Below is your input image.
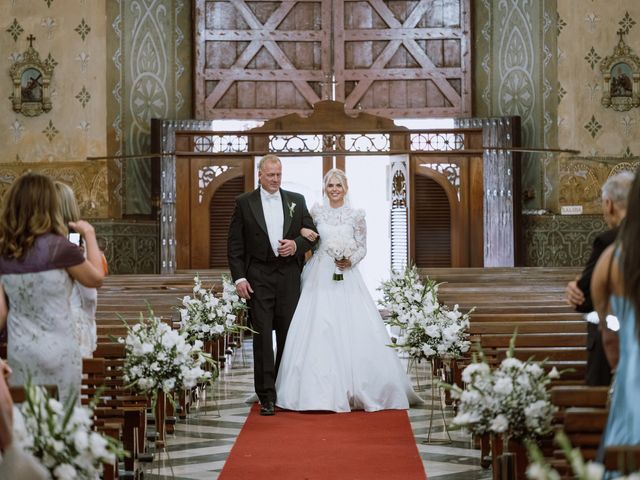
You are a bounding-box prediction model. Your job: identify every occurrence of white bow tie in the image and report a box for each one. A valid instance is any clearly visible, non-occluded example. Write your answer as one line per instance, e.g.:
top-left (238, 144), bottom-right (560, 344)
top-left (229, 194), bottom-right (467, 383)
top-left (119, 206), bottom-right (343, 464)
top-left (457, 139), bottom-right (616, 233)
top-left (263, 192), bottom-right (280, 202)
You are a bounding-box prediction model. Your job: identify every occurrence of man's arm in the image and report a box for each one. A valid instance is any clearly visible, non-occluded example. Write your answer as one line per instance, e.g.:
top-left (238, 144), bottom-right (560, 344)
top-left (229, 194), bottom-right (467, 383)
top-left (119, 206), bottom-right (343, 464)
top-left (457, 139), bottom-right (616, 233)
top-left (227, 199), bottom-right (247, 282)
top-left (574, 231), bottom-right (616, 312)
top-left (293, 198), bottom-right (317, 256)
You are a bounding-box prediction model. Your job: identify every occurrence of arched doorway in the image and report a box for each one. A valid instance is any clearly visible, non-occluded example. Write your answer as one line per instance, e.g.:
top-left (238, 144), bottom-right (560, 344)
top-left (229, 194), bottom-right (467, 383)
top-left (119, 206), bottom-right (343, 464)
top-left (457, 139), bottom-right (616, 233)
top-left (155, 101), bottom-right (521, 273)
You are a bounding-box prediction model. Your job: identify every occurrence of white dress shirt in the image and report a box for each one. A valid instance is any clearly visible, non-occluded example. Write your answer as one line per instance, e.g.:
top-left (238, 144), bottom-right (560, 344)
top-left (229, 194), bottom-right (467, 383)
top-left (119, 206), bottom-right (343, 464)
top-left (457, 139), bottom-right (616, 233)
top-left (261, 187), bottom-right (284, 256)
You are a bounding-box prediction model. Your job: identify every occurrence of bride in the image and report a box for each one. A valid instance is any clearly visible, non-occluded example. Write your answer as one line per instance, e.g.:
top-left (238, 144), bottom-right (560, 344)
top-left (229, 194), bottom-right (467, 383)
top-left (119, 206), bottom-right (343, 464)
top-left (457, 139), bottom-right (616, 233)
top-left (275, 169), bottom-right (421, 412)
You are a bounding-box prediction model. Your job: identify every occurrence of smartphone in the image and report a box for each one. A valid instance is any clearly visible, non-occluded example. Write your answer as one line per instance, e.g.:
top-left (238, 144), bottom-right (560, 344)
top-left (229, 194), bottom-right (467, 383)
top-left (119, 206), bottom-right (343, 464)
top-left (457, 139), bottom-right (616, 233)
top-left (68, 232), bottom-right (81, 246)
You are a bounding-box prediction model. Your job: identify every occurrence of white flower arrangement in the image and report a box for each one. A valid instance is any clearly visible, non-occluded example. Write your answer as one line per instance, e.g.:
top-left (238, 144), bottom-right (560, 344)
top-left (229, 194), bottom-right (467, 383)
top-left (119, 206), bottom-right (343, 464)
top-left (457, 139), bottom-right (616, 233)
top-left (288, 201), bottom-right (296, 218)
top-left (379, 265), bottom-right (472, 361)
top-left (179, 274), bottom-right (249, 342)
top-left (121, 310), bottom-right (213, 404)
top-left (447, 339), bottom-right (559, 441)
top-left (12, 379), bottom-right (125, 480)
top-left (526, 431), bottom-right (640, 480)
top-left (324, 233), bottom-right (357, 281)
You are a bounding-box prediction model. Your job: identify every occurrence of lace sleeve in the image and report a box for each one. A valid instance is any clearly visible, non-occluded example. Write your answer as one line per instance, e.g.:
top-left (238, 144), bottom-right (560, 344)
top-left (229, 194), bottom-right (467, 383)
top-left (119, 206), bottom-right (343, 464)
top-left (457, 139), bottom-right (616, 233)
top-left (350, 209), bottom-right (367, 266)
top-left (310, 203), bottom-right (322, 223)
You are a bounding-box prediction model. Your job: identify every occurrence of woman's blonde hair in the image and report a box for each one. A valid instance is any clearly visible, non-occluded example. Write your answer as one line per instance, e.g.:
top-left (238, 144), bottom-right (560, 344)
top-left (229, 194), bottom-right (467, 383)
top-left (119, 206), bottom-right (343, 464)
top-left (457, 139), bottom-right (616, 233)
top-left (323, 168), bottom-right (349, 194)
top-left (0, 172), bottom-right (66, 259)
top-left (55, 181), bottom-right (81, 224)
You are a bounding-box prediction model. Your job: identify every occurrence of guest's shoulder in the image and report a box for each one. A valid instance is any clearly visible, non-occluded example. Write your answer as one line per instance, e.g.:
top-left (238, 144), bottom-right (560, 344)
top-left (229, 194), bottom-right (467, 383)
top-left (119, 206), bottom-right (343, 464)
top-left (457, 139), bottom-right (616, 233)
top-left (596, 228), bottom-right (618, 245)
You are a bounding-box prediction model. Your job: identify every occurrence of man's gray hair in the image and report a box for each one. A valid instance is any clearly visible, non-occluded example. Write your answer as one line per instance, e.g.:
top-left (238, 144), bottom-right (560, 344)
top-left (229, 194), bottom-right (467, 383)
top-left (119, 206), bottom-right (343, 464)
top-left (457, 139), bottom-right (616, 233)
top-left (257, 154), bottom-right (281, 171)
top-left (602, 171), bottom-right (635, 208)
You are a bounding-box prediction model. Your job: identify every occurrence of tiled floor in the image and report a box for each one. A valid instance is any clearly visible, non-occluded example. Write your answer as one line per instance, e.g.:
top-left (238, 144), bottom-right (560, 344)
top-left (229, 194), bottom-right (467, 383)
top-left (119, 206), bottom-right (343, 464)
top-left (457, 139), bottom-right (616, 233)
top-left (145, 342), bottom-right (493, 479)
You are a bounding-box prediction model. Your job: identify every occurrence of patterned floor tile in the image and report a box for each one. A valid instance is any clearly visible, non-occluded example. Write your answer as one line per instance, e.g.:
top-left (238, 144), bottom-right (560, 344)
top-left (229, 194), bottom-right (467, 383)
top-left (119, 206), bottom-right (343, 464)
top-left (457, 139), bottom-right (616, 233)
top-left (144, 342), bottom-right (493, 479)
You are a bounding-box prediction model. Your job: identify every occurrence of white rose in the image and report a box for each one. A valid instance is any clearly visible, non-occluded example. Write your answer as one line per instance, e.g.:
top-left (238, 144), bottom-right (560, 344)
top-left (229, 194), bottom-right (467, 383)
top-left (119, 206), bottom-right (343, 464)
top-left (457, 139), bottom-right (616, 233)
top-left (501, 357), bottom-right (523, 370)
top-left (547, 366), bottom-right (560, 379)
top-left (90, 432), bottom-right (113, 460)
top-left (47, 398), bottom-right (64, 415)
top-left (138, 378), bottom-right (155, 390)
top-left (525, 462), bottom-right (557, 480)
top-left (524, 400), bottom-right (548, 419)
top-left (69, 406), bottom-right (92, 428)
top-left (74, 430), bottom-right (89, 451)
top-left (584, 461), bottom-right (605, 480)
top-left (163, 378), bottom-right (176, 392)
top-left (490, 414), bottom-right (509, 433)
top-left (54, 463), bottom-right (77, 479)
top-left (493, 377), bottom-right (513, 395)
top-left (425, 324), bottom-right (440, 338)
top-left (51, 439), bottom-right (65, 453)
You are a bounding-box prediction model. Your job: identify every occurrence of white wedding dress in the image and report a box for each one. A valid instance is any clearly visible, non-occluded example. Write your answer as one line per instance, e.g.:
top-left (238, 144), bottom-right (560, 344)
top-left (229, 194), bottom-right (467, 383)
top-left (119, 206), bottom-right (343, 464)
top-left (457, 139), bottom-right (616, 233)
top-left (275, 203), bottom-right (421, 412)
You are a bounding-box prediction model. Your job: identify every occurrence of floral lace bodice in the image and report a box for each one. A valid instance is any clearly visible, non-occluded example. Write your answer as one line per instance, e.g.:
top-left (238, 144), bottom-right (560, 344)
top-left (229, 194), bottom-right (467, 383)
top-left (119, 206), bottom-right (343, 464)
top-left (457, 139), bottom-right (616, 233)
top-left (310, 204), bottom-right (367, 266)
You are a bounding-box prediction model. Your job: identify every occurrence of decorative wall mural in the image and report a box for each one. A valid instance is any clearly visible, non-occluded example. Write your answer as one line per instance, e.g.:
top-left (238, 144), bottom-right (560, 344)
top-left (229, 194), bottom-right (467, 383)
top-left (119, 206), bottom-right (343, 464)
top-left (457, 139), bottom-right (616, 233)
top-left (600, 31), bottom-right (640, 111)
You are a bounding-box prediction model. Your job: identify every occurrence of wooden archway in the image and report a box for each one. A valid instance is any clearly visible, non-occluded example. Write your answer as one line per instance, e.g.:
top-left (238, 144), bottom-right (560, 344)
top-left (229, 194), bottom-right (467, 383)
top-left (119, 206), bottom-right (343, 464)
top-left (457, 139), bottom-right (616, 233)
top-left (155, 101), bottom-right (521, 272)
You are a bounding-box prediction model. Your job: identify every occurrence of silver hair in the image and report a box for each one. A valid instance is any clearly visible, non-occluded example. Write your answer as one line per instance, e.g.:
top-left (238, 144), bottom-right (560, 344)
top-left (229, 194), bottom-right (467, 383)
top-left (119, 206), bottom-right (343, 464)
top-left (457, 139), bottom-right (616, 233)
top-left (323, 168), bottom-right (349, 193)
top-left (257, 154), bottom-right (281, 171)
top-left (602, 171), bottom-right (635, 208)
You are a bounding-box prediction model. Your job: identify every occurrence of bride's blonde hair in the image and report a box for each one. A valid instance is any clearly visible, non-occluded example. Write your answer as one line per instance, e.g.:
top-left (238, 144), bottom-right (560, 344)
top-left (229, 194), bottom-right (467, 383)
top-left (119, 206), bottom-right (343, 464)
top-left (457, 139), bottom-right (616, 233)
top-left (323, 168), bottom-right (349, 194)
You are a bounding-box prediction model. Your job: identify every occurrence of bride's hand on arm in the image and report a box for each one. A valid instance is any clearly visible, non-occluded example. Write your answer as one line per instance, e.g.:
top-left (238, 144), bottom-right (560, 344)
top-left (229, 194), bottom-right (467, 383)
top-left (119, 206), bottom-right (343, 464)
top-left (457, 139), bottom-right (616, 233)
top-left (300, 228), bottom-right (318, 242)
top-left (335, 258), bottom-right (352, 270)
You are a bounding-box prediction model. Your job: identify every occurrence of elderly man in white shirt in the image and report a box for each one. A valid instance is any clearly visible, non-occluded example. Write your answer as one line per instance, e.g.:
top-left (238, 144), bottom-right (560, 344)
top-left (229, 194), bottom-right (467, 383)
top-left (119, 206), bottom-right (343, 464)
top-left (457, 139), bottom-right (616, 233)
top-left (228, 154), bottom-right (317, 416)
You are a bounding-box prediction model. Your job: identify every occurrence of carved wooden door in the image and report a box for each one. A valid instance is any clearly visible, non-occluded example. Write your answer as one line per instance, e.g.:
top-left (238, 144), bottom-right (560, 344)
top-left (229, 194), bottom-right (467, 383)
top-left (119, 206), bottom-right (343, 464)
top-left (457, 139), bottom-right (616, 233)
top-left (175, 156), bottom-right (252, 269)
top-left (194, 0), bottom-right (471, 119)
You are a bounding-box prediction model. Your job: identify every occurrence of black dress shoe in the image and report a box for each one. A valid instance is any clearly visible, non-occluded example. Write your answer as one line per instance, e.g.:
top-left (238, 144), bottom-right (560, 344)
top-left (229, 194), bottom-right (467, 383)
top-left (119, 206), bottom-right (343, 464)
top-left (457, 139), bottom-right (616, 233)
top-left (260, 401), bottom-right (275, 416)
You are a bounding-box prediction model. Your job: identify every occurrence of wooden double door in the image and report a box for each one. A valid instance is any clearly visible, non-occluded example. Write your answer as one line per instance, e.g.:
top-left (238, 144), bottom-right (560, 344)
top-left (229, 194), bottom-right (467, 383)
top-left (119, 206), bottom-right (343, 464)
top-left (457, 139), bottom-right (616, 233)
top-left (175, 153), bottom-right (484, 270)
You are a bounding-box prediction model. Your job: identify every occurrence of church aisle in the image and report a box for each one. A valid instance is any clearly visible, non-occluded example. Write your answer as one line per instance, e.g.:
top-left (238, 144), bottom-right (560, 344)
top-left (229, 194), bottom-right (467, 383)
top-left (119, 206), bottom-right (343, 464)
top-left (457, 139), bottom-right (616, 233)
top-left (145, 342), bottom-right (491, 480)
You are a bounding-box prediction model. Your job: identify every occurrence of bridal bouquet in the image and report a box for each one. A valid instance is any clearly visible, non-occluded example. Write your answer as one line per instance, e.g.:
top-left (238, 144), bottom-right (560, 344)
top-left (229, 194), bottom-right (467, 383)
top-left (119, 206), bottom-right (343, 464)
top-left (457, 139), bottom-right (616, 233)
top-left (12, 379), bottom-right (125, 479)
top-left (121, 310), bottom-right (213, 405)
top-left (179, 274), bottom-right (248, 342)
top-left (447, 339), bottom-right (559, 441)
top-left (324, 234), bottom-right (357, 281)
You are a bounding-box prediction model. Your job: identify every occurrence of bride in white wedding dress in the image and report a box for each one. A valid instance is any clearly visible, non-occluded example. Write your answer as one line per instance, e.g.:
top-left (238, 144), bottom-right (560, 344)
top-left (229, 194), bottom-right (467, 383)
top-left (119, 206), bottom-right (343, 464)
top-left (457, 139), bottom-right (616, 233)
top-left (275, 169), bottom-right (421, 412)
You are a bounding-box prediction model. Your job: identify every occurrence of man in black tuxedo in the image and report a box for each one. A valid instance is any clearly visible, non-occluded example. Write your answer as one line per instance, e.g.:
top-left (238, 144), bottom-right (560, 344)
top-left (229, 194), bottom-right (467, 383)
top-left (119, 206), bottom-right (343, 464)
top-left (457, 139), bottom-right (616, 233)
top-left (227, 155), bottom-right (316, 415)
top-left (565, 172), bottom-right (633, 385)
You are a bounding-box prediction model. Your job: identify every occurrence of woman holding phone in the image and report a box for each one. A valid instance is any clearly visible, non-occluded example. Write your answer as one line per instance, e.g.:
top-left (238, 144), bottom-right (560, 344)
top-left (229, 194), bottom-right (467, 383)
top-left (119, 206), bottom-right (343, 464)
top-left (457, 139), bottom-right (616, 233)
top-left (55, 181), bottom-right (106, 358)
top-left (0, 173), bottom-right (104, 405)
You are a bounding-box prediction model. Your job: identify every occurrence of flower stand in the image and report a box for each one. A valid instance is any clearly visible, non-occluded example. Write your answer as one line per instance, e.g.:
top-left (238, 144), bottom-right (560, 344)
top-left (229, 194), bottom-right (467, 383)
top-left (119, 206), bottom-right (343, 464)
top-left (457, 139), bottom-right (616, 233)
top-left (490, 434), bottom-right (528, 480)
top-left (154, 390), bottom-right (167, 448)
top-left (424, 357), bottom-right (452, 444)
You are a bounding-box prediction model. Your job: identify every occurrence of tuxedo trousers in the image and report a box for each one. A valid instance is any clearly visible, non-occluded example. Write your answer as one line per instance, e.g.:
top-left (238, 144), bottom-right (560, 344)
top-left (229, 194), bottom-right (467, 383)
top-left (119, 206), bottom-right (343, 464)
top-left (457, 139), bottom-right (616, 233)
top-left (246, 256), bottom-right (302, 403)
top-left (586, 321), bottom-right (612, 386)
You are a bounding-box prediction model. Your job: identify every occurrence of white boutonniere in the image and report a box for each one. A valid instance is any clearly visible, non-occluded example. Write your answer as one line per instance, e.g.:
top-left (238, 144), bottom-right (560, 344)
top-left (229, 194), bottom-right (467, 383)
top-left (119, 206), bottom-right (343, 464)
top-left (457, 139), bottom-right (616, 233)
top-left (288, 202), bottom-right (296, 218)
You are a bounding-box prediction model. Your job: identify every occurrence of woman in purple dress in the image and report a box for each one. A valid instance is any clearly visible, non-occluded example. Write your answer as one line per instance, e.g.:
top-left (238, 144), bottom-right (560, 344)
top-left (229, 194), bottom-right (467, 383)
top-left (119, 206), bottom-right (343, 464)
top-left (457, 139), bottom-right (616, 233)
top-left (0, 173), bottom-right (104, 405)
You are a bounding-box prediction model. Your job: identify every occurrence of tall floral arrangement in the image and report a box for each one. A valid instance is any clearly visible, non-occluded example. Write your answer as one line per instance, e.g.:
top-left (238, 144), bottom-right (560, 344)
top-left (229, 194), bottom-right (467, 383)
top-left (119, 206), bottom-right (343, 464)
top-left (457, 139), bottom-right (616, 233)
top-left (179, 274), bottom-right (249, 342)
top-left (379, 265), bottom-right (472, 361)
top-left (12, 379), bottom-right (125, 480)
top-left (121, 311), bottom-right (213, 405)
top-left (526, 431), bottom-right (640, 480)
top-left (447, 339), bottom-right (560, 441)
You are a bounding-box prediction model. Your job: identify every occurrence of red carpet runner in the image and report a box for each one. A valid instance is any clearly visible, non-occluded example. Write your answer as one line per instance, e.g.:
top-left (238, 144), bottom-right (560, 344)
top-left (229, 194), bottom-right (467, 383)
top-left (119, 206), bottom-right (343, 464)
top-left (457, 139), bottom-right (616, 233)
top-left (219, 404), bottom-right (427, 479)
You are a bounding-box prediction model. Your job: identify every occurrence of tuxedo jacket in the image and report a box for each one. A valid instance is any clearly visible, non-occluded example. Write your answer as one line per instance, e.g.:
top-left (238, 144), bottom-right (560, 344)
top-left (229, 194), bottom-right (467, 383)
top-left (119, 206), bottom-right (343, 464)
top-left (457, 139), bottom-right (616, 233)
top-left (227, 188), bottom-right (316, 282)
top-left (576, 227), bottom-right (617, 386)
top-left (576, 227), bottom-right (618, 313)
